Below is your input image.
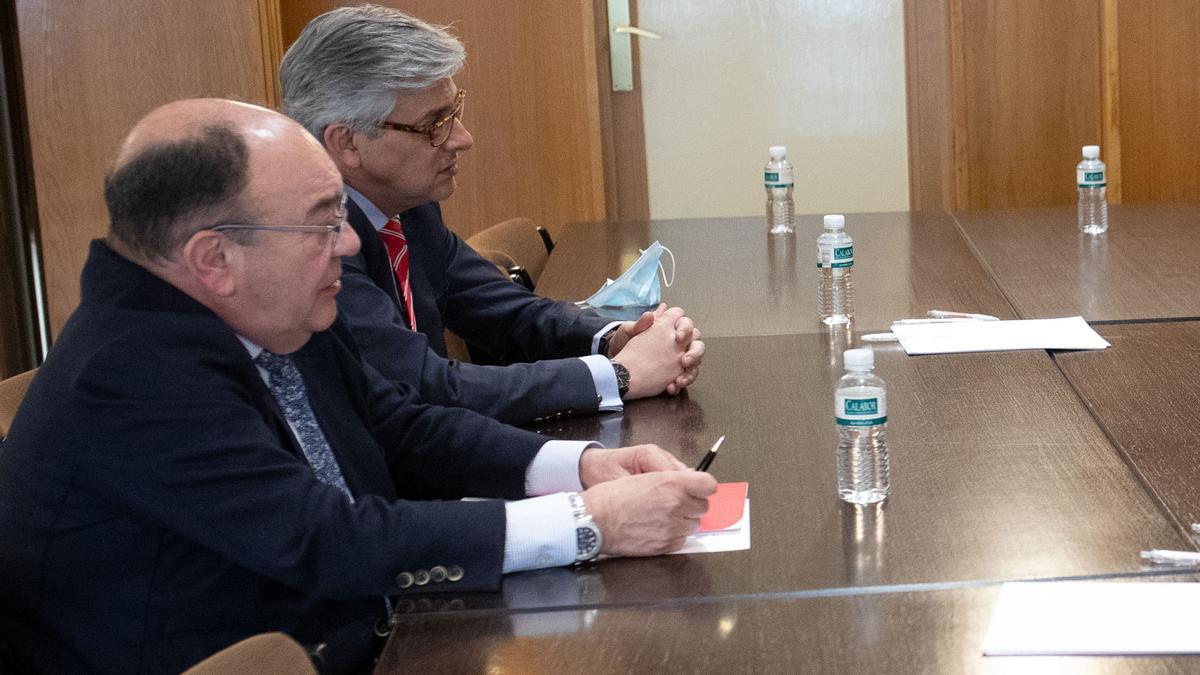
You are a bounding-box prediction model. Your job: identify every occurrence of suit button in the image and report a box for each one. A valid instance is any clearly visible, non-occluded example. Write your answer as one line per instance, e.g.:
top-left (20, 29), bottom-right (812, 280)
top-left (414, 569), bottom-right (431, 586)
top-left (430, 565), bottom-right (448, 583)
top-left (396, 572), bottom-right (414, 589)
top-left (447, 565), bottom-right (464, 582)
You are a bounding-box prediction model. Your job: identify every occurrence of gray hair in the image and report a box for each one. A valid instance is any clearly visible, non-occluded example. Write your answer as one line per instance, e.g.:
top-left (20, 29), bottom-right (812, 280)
top-left (280, 4), bottom-right (465, 141)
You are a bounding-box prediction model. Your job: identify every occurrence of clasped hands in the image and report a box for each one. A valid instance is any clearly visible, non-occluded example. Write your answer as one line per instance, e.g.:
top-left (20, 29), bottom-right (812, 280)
top-left (608, 304), bottom-right (703, 398)
top-left (578, 444), bottom-right (717, 558)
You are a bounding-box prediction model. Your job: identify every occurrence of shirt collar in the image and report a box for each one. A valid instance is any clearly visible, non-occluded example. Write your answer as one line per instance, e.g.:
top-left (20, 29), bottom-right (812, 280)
top-left (237, 335), bottom-right (264, 359)
top-left (344, 184), bottom-right (391, 233)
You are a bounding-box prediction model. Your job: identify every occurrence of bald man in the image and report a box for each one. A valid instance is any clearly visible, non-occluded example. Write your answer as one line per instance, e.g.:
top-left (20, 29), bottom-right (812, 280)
top-left (0, 99), bottom-right (715, 673)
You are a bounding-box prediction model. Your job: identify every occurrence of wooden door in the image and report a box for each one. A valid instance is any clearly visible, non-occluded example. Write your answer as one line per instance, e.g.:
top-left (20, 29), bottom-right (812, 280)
top-left (15, 0), bottom-right (280, 337)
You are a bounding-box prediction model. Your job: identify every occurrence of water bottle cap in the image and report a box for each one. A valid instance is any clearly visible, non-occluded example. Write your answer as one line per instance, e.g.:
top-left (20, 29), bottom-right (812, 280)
top-left (768, 145), bottom-right (787, 159)
top-left (823, 214), bottom-right (845, 230)
top-left (844, 348), bottom-right (874, 370)
top-left (1082, 145), bottom-right (1100, 159)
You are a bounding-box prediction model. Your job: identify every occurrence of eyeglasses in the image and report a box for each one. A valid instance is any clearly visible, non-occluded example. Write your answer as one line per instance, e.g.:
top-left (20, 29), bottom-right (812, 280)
top-left (379, 89), bottom-right (466, 147)
top-left (208, 221), bottom-right (345, 246)
top-left (208, 194), bottom-right (348, 244)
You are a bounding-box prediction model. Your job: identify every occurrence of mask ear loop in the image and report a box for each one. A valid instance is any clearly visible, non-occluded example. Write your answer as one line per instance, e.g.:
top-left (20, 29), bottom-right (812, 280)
top-left (658, 245), bottom-right (676, 288)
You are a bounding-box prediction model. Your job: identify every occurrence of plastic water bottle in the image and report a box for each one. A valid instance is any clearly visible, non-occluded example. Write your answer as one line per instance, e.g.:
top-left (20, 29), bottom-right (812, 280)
top-left (836, 348), bottom-right (890, 504)
top-left (817, 214), bottom-right (854, 325)
top-left (764, 145), bottom-right (794, 234)
top-left (1077, 145), bottom-right (1108, 235)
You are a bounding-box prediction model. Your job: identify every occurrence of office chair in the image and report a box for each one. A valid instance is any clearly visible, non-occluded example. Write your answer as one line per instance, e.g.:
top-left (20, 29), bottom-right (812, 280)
top-left (466, 217), bottom-right (551, 290)
top-left (0, 368), bottom-right (37, 439)
top-left (182, 632), bottom-right (317, 675)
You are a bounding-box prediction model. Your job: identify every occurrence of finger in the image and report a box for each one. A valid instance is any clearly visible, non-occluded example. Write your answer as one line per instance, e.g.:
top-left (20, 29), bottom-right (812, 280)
top-left (680, 471), bottom-right (719, 497)
top-left (681, 340), bottom-right (705, 369)
top-left (664, 535), bottom-right (690, 553)
top-left (635, 445), bottom-right (684, 473)
top-left (666, 383), bottom-right (679, 395)
top-left (674, 317), bottom-right (694, 343)
top-left (681, 495), bottom-right (711, 518)
top-left (653, 303), bottom-right (668, 317)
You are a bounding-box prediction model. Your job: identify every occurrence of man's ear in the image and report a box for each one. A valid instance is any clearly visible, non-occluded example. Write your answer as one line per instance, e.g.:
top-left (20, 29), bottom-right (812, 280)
top-left (323, 123), bottom-right (362, 171)
top-left (181, 230), bottom-right (238, 297)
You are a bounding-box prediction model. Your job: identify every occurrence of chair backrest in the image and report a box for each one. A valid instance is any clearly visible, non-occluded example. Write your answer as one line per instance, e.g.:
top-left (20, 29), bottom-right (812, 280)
top-left (466, 217), bottom-right (550, 286)
top-left (0, 368), bottom-right (37, 438)
top-left (182, 632), bottom-right (316, 675)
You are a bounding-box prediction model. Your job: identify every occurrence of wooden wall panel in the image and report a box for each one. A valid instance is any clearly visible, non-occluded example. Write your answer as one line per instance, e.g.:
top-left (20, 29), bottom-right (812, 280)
top-left (904, 0), bottom-right (956, 212)
top-left (280, 1), bottom-right (608, 241)
top-left (957, 0), bottom-right (1104, 210)
top-left (1117, 0), bottom-right (1200, 202)
top-left (16, 0), bottom-right (273, 336)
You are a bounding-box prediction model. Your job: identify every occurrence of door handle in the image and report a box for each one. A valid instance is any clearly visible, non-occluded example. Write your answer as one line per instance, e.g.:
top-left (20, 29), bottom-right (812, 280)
top-left (614, 23), bottom-right (663, 40)
top-left (606, 0), bottom-right (663, 91)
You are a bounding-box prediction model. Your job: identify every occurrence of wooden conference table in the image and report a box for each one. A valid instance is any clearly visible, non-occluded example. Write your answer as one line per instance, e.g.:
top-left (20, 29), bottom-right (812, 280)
top-left (377, 205), bottom-right (1200, 673)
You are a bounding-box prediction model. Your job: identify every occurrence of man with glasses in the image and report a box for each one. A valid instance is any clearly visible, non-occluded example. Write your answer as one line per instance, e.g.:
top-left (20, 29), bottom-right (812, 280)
top-left (0, 98), bottom-right (716, 672)
top-left (280, 5), bottom-right (706, 426)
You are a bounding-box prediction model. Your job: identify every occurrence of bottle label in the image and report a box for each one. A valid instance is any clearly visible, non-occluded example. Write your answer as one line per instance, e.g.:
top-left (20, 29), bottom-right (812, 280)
top-left (836, 391), bottom-right (887, 426)
top-left (1077, 168), bottom-right (1106, 188)
top-left (764, 166), bottom-right (793, 188)
top-left (817, 243), bottom-right (854, 269)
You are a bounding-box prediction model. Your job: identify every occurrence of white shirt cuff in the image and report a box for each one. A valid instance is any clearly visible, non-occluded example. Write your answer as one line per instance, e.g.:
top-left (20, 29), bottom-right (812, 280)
top-left (524, 440), bottom-right (593, 496)
top-left (502, 493), bottom-right (577, 573)
top-left (580, 354), bottom-right (623, 412)
top-left (590, 320), bottom-right (623, 355)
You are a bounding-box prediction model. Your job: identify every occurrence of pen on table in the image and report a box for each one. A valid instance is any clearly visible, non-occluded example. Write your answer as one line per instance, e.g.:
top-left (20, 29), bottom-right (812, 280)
top-left (891, 318), bottom-right (981, 326)
top-left (696, 435), bottom-right (724, 473)
top-left (1140, 549), bottom-right (1200, 565)
top-left (861, 333), bottom-right (898, 342)
top-left (927, 310), bottom-right (1000, 321)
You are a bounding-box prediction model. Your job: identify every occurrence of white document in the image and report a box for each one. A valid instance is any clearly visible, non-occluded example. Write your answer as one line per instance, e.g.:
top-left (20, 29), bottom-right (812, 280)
top-left (983, 582), bottom-right (1200, 655)
top-left (670, 499), bottom-right (751, 555)
top-left (891, 316), bottom-right (1110, 355)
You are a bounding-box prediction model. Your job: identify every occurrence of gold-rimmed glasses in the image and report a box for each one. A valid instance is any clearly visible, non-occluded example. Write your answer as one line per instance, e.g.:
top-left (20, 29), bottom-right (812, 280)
top-left (379, 89), bottom-right (466, 147)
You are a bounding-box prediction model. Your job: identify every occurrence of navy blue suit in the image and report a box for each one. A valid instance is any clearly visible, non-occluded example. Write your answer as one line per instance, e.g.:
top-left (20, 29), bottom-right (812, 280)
top-left (338, 199), bottom-right (612, 424)
top-left (0, 241), bottom-right (550, 673)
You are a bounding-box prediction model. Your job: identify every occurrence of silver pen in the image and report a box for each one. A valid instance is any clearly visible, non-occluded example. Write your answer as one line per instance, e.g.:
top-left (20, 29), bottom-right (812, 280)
top-left (891, 318), bottom-right (980, 326)
top-left (927, 310), bottom-right (1000, 321)
top-left (1140, 549), bottom-right (1200, 565)
top-left (861, 333), bottom-right (898, 342)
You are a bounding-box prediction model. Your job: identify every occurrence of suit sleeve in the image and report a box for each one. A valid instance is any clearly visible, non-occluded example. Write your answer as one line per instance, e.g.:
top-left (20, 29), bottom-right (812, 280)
top-left (338, 252), bottom-right (601, 424)
top-left (432, 215), bottom-right (611, 362)
top-left (72, 324), bottom-right (541, 597)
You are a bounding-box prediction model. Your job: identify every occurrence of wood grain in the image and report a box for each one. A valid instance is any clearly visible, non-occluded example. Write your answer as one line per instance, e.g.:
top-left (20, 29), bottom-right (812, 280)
top-left (16, 0), bottom-right (274, 336)
top-left (537, 211), bottom-right (1017, 337)
top-left (954, 202), bottom-right (1200, 321)
top-left (957, 0), bottom-right (1104, 209)
top-left (1117, 0), bottom-right (1200, 202)
top-left (1056, 321), bottom-right (1200, 530)
top-left (903, 0), bottom-right (957, 212)
top-left (378, 582), bottom-right (1200, 674)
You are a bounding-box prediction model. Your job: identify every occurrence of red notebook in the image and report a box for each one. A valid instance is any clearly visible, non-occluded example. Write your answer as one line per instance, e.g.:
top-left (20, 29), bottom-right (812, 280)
top-left (699, 482), bottom-right (748, 532)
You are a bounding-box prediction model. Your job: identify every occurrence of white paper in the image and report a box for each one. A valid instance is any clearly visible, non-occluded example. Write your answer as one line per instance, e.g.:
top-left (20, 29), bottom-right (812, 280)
top-left (982, 582), bottom-right (1200, 655)
top-left (891, 316), bottom-right (1110, 355)
top-left (669, 499), bottom-right (750, 555)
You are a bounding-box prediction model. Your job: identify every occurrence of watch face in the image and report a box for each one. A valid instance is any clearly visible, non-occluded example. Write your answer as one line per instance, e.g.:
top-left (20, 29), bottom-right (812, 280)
top-left (576, 523), bottom-right (601, 559)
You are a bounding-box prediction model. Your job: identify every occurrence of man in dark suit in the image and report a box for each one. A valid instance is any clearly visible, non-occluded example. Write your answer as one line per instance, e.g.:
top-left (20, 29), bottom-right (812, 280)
top-left (0, 98), bottom-right (715, 673)
top-left (280, 5), bottom-right (706, 425)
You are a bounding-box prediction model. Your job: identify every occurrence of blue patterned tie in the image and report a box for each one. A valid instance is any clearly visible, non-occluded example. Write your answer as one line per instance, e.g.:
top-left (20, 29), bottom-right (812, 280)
top-left (255, 350), bottom-right (354, 502)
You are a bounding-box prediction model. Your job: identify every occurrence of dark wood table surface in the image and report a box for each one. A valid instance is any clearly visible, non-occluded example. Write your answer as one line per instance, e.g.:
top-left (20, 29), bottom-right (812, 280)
top-left (953, 202), bottom-right (1200, 322)
top-left (378, 209), bottom-right (1200, 672)
top-left (1056, 320), bottom-right (1200, 531)
top-left (379, 576), bottom-right (1200, 674)
top-left (537, 211), bottom-right (1018, 337)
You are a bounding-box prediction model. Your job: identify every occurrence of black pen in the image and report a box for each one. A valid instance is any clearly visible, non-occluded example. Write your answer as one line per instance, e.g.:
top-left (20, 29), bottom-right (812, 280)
top-left (695, 435), bottom-right (725, 472)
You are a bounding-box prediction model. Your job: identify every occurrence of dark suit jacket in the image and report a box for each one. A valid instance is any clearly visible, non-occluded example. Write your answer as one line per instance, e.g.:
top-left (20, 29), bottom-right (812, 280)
top-left (338, 199), bottom-right (613, 424)
top-left (0, 241), bottom-right (550, 674)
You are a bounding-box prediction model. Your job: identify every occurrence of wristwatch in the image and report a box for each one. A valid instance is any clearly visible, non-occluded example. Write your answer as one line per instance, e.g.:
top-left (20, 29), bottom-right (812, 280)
top-left (610, 360), bottom-right (630, 398)
top-left (566, 491), bottom-right (602, 563)
top-left (597, 326), bottom-right (620, 357)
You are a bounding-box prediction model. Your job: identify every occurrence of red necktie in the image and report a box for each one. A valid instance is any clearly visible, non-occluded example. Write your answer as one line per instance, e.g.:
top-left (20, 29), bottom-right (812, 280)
top-left (379, 216), bottom-right (417, 330)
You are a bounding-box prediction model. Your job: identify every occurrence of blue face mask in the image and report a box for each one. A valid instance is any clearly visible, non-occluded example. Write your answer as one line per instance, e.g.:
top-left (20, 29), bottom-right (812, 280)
top-left (580, 241), bottom-right (675, 319)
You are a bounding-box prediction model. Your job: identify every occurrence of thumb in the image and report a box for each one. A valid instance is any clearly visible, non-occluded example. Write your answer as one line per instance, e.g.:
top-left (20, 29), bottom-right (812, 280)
top-left (680, 470), bottom-right (719, 497)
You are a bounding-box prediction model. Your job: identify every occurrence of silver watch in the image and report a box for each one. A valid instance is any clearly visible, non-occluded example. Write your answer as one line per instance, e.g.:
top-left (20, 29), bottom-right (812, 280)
top-left (566, 491), bottom-right (602, 563)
